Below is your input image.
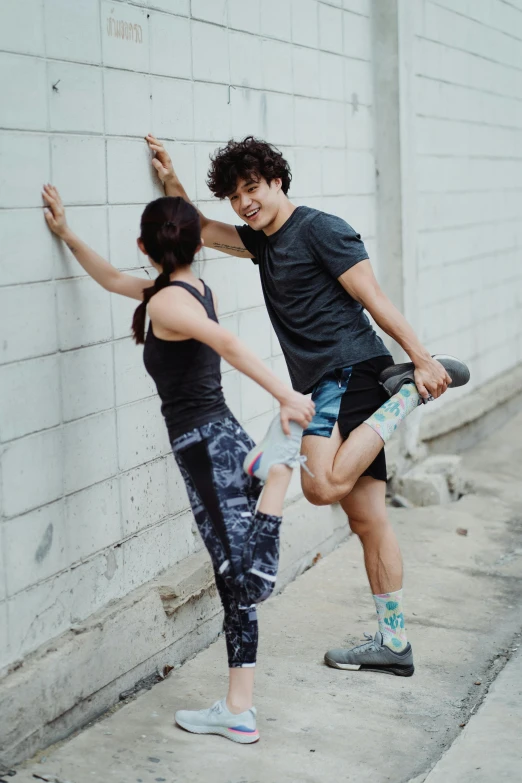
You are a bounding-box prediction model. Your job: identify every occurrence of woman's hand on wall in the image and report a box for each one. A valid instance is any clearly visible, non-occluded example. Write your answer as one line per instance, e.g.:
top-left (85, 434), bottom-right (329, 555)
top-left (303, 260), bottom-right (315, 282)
top-left (42, 184), bottom-right (69, 238)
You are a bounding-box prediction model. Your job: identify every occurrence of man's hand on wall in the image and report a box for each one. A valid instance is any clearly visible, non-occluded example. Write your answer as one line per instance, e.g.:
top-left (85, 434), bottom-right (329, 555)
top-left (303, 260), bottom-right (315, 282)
top-left (145, 134), bottom-right (176, 185)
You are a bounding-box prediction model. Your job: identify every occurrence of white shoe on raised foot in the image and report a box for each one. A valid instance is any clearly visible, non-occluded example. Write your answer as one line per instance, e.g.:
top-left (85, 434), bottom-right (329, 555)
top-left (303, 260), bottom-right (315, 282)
top-left (243, 414), bottom-right (312, 482)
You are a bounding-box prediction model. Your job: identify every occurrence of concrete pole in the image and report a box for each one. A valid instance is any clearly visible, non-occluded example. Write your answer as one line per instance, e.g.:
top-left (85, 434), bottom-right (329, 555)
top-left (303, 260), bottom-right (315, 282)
top-left (371, 0), bottom-right (424, 459)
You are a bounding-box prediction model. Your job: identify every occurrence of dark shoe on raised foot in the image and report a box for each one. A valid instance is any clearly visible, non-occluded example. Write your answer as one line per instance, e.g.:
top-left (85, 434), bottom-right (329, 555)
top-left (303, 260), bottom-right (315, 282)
top-left (379, 354), bottom-right (470, 398)
top-left (324, 632), bottom-right (415, 677)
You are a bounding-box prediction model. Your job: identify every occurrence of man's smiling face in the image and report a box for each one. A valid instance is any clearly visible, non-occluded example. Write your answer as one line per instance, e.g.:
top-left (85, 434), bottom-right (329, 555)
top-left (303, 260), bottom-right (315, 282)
top-left (228, 176), bottom-right (283, 232)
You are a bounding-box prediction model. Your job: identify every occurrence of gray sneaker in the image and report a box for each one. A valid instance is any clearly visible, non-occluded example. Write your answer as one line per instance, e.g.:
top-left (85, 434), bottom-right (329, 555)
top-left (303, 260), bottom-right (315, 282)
top-left (379, 354), bottom-right (470, 398)
top-left (175, 698), bottom-right (259, 744)
top-left (324, 632), bottom-right (415, 677)
top-left (243, 414), bottom-right (312, 482)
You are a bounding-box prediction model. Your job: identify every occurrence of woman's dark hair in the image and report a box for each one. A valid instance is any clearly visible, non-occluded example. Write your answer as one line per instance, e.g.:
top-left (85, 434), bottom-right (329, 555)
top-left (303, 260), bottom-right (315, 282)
top-left (206, 136), bottom-right (292, 199)
top-left (132, 196), bottom-right (201, 344)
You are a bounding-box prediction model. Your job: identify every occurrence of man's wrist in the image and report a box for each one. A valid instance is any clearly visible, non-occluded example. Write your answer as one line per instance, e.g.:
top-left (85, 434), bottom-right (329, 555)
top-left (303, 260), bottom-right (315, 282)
top-left (163, 173), bottom-right (179, 188)
top-left (410, 348), bottom-right (433, 366)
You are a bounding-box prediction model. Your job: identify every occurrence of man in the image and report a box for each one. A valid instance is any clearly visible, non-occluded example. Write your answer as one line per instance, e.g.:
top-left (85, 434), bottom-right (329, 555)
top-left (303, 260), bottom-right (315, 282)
top-left (145, 134), bottom-right (469, 675)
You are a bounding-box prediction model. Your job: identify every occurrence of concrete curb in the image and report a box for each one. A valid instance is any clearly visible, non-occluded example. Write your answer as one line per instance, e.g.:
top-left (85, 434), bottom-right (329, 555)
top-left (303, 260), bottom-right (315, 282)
top-left (421, 363), bottom-right (522, 452)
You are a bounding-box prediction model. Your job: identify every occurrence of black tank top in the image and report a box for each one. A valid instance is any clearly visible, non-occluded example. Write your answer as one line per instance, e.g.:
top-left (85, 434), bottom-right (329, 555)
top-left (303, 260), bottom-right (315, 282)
top-left (143, 280), bottom-right (231, 441)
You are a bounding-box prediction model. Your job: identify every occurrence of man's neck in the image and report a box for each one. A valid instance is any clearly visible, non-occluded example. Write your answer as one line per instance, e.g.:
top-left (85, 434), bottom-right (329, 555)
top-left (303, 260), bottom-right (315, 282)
top-left (263, 197), bottom-right (296, 236)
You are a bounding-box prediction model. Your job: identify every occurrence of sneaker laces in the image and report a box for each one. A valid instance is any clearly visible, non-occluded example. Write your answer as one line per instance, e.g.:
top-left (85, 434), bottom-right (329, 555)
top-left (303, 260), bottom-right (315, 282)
top-left (287, 453), bottom-right (315, 477)
top-left (352, 633), bottom-right (380, 655)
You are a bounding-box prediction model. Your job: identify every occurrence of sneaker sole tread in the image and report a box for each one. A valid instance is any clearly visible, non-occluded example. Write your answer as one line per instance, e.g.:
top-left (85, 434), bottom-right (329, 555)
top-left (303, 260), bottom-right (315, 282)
top-left (175, 717), bottom-right (260, 744)
top-left (324, 656), bottom-right (415, 677)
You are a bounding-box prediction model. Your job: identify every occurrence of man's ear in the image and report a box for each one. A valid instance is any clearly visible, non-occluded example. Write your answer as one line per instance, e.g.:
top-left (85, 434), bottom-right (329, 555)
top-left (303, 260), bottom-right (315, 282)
top-left (137, 238), bottom-right (147, 255)
top-left (271, 177), bottom-right (282, 192)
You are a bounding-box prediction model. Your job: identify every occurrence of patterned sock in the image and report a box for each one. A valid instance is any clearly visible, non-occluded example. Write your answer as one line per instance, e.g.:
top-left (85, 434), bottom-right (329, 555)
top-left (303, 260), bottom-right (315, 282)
top-left (373, 589), bottom-right (408, 651)
top-left (364, 383), bottom-right (421, 444)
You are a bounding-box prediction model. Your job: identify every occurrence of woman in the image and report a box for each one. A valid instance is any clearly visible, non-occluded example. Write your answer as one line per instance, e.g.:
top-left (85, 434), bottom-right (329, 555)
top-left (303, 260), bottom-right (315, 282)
top-left (42, 184), bottom-right (314, 744)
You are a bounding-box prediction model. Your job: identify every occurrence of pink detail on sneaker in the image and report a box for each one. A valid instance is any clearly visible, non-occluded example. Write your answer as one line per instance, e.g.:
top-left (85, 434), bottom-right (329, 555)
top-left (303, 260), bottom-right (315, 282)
top-left (247, 452), bottom-right (263, 476)
top-left (227, 727), bottom-right (259, 738)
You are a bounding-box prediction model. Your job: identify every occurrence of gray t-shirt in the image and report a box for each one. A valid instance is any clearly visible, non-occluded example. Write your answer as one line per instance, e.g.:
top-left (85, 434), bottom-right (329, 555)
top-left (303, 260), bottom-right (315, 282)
top-left (236, 206), bottom-right (390, 394)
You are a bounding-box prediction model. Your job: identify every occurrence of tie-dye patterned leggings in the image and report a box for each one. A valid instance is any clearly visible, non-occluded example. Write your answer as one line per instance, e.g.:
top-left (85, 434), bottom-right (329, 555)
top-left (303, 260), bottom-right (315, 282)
top-left (171, 417), bottom-right (282, 668)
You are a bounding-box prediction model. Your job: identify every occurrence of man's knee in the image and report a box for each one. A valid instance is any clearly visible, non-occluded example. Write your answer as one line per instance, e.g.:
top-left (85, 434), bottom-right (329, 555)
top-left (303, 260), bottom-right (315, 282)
top-left (348, 510), bottom-right (389, 538)
top-left (303, 476), bottom-right (355, 506)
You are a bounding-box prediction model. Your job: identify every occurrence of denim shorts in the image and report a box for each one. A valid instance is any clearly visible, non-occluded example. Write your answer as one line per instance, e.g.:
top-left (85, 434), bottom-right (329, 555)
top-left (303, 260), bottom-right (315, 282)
top-left (303, 355), bottom-right (394, 482)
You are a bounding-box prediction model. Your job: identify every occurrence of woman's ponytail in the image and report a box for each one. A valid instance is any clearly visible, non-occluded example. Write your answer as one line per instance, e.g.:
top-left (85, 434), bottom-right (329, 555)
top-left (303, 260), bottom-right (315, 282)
top-left (131, 198), bottom-right (201, 344)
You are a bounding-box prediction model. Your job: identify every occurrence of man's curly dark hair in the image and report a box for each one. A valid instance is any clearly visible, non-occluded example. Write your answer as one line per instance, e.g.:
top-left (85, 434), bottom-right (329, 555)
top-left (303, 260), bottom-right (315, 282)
top-left (206, 137), bottom-right (292, 199)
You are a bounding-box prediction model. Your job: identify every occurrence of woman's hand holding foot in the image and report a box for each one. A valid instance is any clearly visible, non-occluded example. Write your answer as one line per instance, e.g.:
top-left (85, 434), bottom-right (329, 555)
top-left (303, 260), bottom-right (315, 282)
top-left (279, 389), bottom-right (315, 434)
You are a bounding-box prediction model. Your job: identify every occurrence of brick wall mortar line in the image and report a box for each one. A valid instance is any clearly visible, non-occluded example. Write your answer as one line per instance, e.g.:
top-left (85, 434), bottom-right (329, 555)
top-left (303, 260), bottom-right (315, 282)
top-left (416, 33), bottom-right (522, 76)
top-left (416, 73), bottom-right (522, 105)
top-left (418, 187), bottom-right (522, 195)
top-left (499, 0), bottom-right (522, 15)
top-left (418, 216), bottom-right (522, 233)
top-left (428, 0), bottom-right (522, 45)
top-left (416, 114), bottom-right (522, 133)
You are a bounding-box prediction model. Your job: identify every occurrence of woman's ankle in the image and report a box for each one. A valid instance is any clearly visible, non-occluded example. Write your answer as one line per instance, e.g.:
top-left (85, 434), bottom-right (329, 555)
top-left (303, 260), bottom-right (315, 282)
top-left (226, 696), bottom-right (253, 714)
top-left (267, 462), bottom-right (293, 479)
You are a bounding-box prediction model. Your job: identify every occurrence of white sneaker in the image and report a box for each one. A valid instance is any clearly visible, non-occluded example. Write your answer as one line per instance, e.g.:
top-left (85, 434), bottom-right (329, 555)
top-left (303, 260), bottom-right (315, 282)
top-left (243, 414), bottom-right (312, 482)
top-left (175, 698), bottom-right (259, 744)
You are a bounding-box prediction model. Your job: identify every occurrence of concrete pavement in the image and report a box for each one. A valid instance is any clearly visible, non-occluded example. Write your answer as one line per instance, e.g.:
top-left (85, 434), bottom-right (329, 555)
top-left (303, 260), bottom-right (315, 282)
top-left (422, 645), bottom-right (522, 783)
top-left (12, 412), bottom-right (522, 783)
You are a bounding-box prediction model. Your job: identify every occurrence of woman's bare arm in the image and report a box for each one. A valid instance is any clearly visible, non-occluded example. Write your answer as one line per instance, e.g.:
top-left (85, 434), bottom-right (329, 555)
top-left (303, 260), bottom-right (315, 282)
top-left (42, 184), bottom-right (154, 301)
top-left (148, 288), bottom-right (315, 432)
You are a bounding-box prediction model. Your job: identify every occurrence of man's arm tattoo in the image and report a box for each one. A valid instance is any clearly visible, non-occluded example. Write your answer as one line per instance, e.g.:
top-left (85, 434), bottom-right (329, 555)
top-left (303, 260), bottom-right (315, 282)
top-left (65, 239), bottom-right (78, 255)
top-left (212, 242), bottom-right (250, 254)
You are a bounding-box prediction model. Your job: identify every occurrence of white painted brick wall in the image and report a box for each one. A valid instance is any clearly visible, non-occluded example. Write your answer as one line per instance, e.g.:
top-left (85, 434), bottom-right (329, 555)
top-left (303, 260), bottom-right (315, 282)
top-left (61, 343), bottom-right (115, 421)
top-left (413, 0), bottom-right (522, 391)
top-left (0, 0), bottom-right (378, 672)
top-left (0, 355), bottom-right (61, 441)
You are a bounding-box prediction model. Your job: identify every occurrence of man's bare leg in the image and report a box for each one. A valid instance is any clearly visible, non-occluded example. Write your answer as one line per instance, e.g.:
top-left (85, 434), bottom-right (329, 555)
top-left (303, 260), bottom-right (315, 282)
top-left (301, 380), bottom-right (424, 505)
top-left (340, 476), bottom-right (402, 594)
top-left (324, 476), bottom-right (411, 669)
top-left (301, 422), bottom-right (384, 505)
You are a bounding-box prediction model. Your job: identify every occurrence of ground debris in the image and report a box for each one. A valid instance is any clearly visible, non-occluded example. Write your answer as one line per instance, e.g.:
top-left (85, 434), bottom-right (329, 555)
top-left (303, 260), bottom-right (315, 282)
top-left (456, 527), bottom-right (468, 536)
top-left (389, 494), bottom-right (414, 508)
top-left (119, 668), bottom-right (169, 701)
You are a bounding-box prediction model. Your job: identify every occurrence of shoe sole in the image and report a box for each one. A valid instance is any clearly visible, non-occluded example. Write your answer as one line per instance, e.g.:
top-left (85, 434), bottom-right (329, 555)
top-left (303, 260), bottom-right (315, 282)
top-left (379, 354), bottom-right (470, 397)
top-left (243, 448), bottom-right (264, 478)
top-left (175, 717), bottom-right (260, 744)
top-left (324, 656), bottom-right (415, 677)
